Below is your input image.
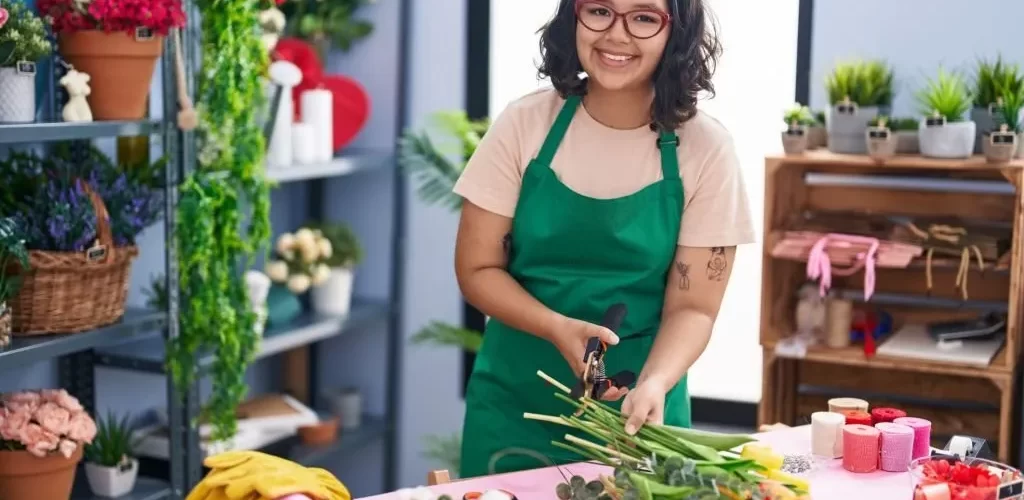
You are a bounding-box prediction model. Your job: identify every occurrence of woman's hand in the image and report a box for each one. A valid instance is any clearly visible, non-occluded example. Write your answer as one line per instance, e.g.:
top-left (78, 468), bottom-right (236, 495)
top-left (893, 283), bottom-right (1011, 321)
top-left (622, 376), bottom-right (669, 435)
top-left (548, 316), bottom-right (626, 401)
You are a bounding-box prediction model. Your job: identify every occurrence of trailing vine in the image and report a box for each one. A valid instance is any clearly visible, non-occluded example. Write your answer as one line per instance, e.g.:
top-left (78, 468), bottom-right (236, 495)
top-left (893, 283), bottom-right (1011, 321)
top-left (168, 0), bottom-right (272, 441)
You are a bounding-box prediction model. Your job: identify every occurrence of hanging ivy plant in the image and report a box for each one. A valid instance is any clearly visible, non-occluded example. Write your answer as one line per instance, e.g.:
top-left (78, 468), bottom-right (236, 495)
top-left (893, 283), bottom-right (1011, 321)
top-left (168, 0), bottom-right (272, 441)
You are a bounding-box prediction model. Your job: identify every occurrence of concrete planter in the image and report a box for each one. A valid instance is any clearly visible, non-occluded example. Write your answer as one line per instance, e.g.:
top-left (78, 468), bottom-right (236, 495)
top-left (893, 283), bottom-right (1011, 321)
top-left (828, 104), bottom-right (881, 154)
top-left (971, 106), bottom-right (997, 154)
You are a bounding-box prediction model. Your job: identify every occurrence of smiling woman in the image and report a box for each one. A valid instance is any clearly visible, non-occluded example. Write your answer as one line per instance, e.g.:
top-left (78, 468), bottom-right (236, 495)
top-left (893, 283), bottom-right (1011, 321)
top-left (454, 0), bottom-right (755, 478)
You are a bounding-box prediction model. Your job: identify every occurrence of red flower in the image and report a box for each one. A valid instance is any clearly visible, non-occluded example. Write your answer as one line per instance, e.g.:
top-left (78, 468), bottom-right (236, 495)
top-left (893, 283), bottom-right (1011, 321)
top-left (38, 0), bottom-right (186, 35)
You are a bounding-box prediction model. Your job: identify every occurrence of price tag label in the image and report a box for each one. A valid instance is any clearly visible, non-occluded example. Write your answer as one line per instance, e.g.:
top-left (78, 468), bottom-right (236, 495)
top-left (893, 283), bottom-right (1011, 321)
top-left (835, 102), bottom-right (858, 115)
top-left (997, 480), bottom-right (1023, 499)
top-left (15, 60), bottom-right (35, 76)
top-left (992, 131), bottom-right (1016, 145)
top-left (86, 243), bottom-right (107, 262)
top-left (785, 127), bottom-right (806, 137)
top-left (925, 115), bottom-right (947, 127)
top-left (868, 128), bottom-right (890, 140)
top-left (135, 27), bottom-right (154, 41)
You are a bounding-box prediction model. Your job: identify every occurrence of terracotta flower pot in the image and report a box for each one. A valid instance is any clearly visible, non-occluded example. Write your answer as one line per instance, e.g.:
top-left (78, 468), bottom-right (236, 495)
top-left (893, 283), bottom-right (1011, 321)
top-left (0, 447), bottom-right (83, 500)
top-left (58, 31), bottom-right (163, 120)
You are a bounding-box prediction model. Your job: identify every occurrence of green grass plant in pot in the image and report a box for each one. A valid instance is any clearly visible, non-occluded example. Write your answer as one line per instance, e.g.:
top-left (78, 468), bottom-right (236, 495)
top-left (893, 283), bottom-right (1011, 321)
top-left (916, 68), bottom-right (975, 159)
top-left (84, 412), bottom-right (140, 498)
top-left (780, 103), bottom-right (814, 154)
top-left (37, 0), bottom-right (185, 120)
top-left (982, 83), bottom-right (1024, 163)
top-left (971, 56), bottom-right (1024, 153)
top-left (824, 59), bottom-right (894, 154)
top-left (305, 221), bottom-right (363, 316)
top-left (0, 0), bottom-right (52, 123)
top-left (885, 116), bottom-right (921, 154)
top-left (865, 116), bottom-right (897, 162)
top-left (808, 109), bottom-right (828, 149)
top-left (0, 217), bottom-right (28, 347)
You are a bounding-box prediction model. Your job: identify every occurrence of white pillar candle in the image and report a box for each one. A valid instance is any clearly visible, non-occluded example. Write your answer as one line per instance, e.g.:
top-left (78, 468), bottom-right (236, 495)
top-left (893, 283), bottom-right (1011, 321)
top-left (266, 61), bottom-right (303, 168)
top-left (300, 88), bottom-right (334, 162)
top-left (291, 122), bottom-right (316, 165)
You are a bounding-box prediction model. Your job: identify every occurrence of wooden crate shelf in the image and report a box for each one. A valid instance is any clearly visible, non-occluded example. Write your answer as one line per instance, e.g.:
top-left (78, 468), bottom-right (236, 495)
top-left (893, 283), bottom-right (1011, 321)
top-left (759, 151), bottom-right (1024, 463)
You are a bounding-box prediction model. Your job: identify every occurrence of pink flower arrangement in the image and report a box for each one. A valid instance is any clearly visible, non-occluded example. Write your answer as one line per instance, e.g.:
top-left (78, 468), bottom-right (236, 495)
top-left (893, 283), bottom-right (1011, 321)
top-left (0, 389), bottom-right (97, 458)
top-left (37, 0), bottom-right (186, 36)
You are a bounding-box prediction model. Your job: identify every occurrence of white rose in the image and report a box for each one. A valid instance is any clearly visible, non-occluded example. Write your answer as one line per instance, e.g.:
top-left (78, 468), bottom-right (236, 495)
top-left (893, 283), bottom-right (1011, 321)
top-left (286, 274), bottom-right (311, 294)
top-left (294, 228), bottom-right (316, 248)
top-left (265, 261), bottom-right (289, 282)
top-left (276, 233), bottom-right (296, 255)
top-left (311, 264), bottom-right (332, 285)
top-left (316, 237), bottom-right (333, 259)
top-left (299, 238), bottom-right (320, 263)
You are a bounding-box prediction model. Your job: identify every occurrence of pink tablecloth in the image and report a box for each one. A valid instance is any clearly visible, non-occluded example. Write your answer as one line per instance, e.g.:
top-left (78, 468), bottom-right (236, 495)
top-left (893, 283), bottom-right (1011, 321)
top-left (359, 425), bottom-right (913, 499)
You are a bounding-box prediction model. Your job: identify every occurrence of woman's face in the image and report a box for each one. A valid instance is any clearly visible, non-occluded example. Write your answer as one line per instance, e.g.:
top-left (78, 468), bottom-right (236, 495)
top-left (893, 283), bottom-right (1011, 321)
top-left (574, 0), bottom-right (671, 93)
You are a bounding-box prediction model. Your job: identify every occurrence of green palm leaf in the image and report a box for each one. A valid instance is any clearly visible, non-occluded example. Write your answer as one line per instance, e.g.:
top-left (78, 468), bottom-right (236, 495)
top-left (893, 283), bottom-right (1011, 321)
top-left (410, 321), bottom-right (483, 353)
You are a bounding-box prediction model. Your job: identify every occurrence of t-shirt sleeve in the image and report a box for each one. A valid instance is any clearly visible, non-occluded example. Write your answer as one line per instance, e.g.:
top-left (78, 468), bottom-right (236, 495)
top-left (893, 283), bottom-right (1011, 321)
top-left (452, 105), bottom-right (524, 218)
top-left (678, 137), bottom-right (757, 247)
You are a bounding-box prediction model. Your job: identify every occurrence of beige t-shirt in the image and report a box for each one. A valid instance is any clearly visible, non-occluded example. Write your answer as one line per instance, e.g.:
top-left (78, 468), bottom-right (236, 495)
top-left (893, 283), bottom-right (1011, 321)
top-left (453, 88), bottom-right (756, 248)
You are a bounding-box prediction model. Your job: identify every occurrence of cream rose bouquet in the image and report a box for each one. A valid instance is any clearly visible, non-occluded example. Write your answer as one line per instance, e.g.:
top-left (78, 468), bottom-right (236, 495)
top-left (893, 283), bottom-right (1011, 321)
top-left (264, 227), bottom-right (333, 295)
top-left (0, 389), bottom-right (97, 458)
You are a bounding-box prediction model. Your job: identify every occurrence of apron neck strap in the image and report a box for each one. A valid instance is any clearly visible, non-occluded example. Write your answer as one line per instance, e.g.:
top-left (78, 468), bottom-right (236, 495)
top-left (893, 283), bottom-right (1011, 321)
top-left (535, 94), bottom-right (582, 166)
top-left (657, 130), bottom-right (680, 182)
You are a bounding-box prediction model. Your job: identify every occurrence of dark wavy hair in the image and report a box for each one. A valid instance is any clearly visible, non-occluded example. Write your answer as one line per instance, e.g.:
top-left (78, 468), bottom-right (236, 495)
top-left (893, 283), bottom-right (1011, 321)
top-left (537, 0), bottom-right (722, 132)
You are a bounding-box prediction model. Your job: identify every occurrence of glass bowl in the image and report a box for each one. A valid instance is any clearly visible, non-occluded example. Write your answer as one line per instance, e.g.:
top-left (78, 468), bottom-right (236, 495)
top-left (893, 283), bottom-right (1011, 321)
top-left (909, 456), bottom-right (1022, 500)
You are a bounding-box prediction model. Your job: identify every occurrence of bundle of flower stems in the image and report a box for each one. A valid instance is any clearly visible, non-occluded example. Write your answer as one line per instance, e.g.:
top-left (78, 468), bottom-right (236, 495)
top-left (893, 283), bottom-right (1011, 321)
top-left (525, 371), bottom-right (810, 500)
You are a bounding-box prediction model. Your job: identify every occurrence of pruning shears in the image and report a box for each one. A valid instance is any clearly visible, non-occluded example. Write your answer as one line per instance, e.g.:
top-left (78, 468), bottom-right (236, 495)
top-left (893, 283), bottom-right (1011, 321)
top-left (570, 303), bottom-right (636, 414)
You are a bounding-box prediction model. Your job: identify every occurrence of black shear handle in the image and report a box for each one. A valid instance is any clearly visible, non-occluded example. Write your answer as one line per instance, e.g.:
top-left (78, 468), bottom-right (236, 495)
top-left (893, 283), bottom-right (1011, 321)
top-left (584, 303), bottom-right (627, 357)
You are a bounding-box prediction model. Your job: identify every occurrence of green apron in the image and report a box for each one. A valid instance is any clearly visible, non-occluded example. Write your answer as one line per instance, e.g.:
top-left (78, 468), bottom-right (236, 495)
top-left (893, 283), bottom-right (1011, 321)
top-left (459, 94), bottom-right (688, 478)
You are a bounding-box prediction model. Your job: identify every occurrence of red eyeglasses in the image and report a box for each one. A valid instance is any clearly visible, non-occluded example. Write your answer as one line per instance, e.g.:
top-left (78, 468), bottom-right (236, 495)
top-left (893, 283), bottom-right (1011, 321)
top-left (574, 0), bottom-right (672, 40)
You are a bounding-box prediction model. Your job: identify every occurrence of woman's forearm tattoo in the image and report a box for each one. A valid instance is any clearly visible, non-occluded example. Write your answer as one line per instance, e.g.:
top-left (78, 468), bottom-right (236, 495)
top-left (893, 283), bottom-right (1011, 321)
top-left (675, 261), bottom-right (690, 290)
top-left (706, 247), bottom-right (727, 281)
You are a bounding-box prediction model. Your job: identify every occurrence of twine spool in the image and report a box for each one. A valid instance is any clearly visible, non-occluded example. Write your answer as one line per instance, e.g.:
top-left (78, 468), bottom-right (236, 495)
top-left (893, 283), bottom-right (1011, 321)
top-left (876, 422), bottom-right (914, 472)
top-left (840, 410), bottom-right (872, 426)
top-left (826, 298), bottom-right (854, 348)
top-left (870, 407), bottom-right (907, 424)
top-left (829, 397), bottom-right (869, 413)
top-left (893, 417), bottom-right (932, 459)
top-left (842, 424), bottom-right (880, 473)
top-left (811, 411), bottom-right (845, 458)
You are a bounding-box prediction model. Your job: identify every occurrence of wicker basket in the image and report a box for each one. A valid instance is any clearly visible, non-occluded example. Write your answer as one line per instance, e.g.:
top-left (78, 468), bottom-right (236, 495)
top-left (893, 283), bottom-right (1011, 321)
top-left (7, 181), bottom-right (137, 334)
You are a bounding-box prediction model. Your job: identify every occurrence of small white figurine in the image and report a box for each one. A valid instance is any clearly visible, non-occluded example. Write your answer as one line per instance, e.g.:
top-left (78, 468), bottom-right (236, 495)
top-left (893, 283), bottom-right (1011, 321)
top-left (794, 282), bottom-right (826, 343)
top-left (259, 7), bottom-right (286, 53)
top-left (245, 270), bottom-right (271, 335)
top-left (59, 69), bottom-right (92, 123)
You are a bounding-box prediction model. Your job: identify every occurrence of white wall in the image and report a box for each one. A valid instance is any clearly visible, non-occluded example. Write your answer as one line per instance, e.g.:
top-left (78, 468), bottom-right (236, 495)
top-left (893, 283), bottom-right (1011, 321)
top-left (487, 0), bottom-right (800, 404)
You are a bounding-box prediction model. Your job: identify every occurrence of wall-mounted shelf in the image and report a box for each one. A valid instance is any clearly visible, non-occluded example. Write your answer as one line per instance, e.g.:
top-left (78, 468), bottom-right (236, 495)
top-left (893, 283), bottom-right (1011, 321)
top-left (266, 152), bottom-right (394, 183)
top-left (261, 414), bottom-right (389, 467)
top-left (72, 477), bottom-right (171, 500)
top-left (0, 120), bottom-right (164, 144)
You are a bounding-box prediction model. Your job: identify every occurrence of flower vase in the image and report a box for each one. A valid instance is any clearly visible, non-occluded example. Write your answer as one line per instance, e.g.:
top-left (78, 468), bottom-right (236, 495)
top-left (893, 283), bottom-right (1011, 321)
top-left (0, 447), bottom-right (83, 500)
top-left (266, 283), bottom-right (301, 328)
top-left (310, 267), bottom-right (354, 316)
top-left (58, 31), bottom-right (163, 120)
top-left (85, 458), bottom-right (139, 498)
top-left (0, 66), bottom-right (37, 123)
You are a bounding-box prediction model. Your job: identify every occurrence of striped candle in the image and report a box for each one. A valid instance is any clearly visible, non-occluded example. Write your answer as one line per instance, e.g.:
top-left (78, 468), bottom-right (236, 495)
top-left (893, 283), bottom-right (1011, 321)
top-left (876, 422), bottom-right (914, 472)
top-left (893, 417), bottom-right (932, 459)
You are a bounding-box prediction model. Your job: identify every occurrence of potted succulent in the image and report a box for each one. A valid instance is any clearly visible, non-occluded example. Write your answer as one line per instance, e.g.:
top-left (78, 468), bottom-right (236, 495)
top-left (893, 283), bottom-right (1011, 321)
top-left (0, 1), bottom-right (51, 123)
top-left (84, 412), bottom-right (140, 498)
top-left (264, 227), bottom-right (333, 325)
top-left (37, 0), bottom-right (186, 120)
top-left (306, 221), bottom-right (363, 316)
top-left (824, 60), bottom-right (894, 154)
top-left (865, 116), bottom-right (896, 162)
top-left (970, 56), bottom-right (1024, 153)
top-left (809, 110), bottom-right (828, 149)
top-left (916, 68), bottom-right (975, 159)
top-left (0, 218), bottom-right (28, 347)
top-left (982, 84), bottom-right (1024, 163)
top-left (887, 117), bottom-right (921, 154)
top-left (0, 389), bottom-right (97, 500)
top-left (781, 104), bottom-right (814, 154)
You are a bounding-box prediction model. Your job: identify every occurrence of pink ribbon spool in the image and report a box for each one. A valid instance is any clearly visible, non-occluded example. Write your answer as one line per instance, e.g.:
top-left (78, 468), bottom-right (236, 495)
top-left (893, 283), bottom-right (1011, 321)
top-left (806, 233), bottom-right (879, 301)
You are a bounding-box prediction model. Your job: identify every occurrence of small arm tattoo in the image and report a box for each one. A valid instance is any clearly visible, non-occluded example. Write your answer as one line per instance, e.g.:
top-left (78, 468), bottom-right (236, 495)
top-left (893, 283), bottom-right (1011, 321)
top-left (706, 247), bottom-right (727, 281)
top-left (675, 261), bottom-right (690, 290)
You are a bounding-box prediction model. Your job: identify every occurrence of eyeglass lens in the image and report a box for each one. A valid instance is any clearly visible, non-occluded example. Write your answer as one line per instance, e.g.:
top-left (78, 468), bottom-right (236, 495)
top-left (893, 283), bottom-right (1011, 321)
top-left (577, 2), bottom-right (667, 39)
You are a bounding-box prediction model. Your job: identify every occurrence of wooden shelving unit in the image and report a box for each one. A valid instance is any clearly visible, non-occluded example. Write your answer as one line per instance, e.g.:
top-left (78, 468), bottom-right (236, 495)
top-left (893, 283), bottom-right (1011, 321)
top-left (759, 150), bottom-right (1024, 463)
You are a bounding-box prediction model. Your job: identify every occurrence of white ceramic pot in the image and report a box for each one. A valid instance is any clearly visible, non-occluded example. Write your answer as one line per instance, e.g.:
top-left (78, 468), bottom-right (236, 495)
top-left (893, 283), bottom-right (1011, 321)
top-left (828, 105), bottom-right (881, 154)
top-left (310, 267), bottom-right (354, 316)
top-left (86, 459), bottom-right (139, 498)
top-left (918, 120), bottom-right (976, 159)
top-left (325, 388), bottom-right (362, 429)
top-left (0, 66), bottom-right (36, 123)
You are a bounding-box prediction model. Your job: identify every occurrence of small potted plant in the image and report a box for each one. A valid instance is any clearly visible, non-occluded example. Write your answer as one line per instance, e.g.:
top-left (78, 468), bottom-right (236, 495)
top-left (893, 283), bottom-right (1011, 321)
top-left (0, 217), bottom-right (28, 347)
top-left (781, 104), bottom-right (814, 154)
top-left (824, 60), bottom-right (894, 154)
top-left (970, 56), bottom-right (1024, 153)
top-left (0, 389), bottom-right (97, 500)
top-left (37, 0), bottom-right (186, 120)
top-left (264, 227), bottom-right (333, 325)
top-left (916, 68), bottom-right (975, 159)
top-left (887, 117), bottom-right (921, 154)
top-left (84, 412), bottom-right (140, 498)
top-left (865, 116), bottom-right (897, 162)
top-left (809, 110), bottom-right (828, 149)
top-left (982, 84), bottom-right (1024, 163)
top-left (307, 222), bottom-right (363, 316)
top-left (0, 1), bottom-right (52, 123)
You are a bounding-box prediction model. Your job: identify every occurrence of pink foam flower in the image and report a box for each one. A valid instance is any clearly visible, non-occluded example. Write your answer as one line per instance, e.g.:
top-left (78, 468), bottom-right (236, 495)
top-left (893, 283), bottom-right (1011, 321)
top-left (0, 389), bottom-right (97, 458)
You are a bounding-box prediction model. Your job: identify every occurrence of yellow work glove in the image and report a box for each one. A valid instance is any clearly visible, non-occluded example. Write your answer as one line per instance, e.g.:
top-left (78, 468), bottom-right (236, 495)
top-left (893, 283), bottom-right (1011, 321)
top-left (186, 450), bottom-right (352, 500)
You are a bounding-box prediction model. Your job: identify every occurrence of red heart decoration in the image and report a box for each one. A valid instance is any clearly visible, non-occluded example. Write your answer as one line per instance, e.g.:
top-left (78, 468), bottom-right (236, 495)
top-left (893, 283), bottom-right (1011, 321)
top-left (317, 75), bottom-right (371, 152)
top-left (0, 8), bottom-right (10, 30)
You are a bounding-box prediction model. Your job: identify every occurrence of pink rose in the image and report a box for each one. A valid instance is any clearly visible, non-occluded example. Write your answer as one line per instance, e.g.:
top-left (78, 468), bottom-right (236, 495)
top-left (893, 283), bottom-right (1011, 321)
top-left (66, 412), bottom-right (97, 444)
top-left (35, 402), bottom-right (71, 436)
top-left (58, 439), bottom-right (78, 458)
top-left (0, 407), bottom-right (30, 442)
top-left (3, 391), bottom-right (41, 406)
top-left (21, 423), bottom-right (59, 457)
top-left (42, 389), bottom-right (83, 413)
